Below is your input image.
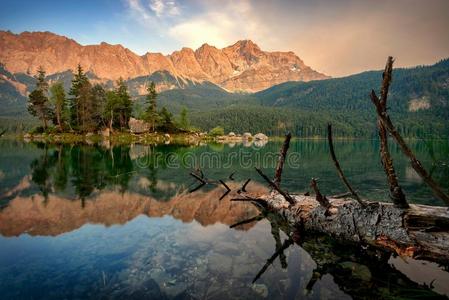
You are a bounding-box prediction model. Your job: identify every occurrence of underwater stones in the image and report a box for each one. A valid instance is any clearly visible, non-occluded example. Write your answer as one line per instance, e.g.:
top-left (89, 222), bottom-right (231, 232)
top-left (252, 283), bottom-right (269, 298)
top-left (339, 261), bottom-right (372, 281)
top-left (208, 253), bottom-right (233, 273)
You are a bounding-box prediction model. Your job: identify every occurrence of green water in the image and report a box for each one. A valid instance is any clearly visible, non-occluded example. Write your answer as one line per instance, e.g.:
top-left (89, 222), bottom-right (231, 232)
top-left (0, 139), bottom-right (448, 299)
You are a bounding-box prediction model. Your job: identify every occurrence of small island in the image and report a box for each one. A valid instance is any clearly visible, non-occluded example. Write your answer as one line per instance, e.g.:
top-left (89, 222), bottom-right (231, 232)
top-left (23, 64), bottom-right (269, 146)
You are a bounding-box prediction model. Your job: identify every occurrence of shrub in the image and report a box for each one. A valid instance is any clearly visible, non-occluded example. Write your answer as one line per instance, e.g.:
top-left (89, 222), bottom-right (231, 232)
top-left (209, 126), bottom-right (224, 136)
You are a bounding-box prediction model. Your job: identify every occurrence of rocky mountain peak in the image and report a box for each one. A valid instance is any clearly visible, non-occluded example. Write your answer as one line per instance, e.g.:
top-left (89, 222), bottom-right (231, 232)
top-left (0, 30), bottom-right (329, 92)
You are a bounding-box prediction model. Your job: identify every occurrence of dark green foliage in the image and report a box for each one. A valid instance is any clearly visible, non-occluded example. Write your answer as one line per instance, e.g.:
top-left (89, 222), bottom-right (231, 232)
top-left (49, 82), bottom-right (68, 130)
top-left (209, 126), bottom-right (224, 136)
top-left (105, 78), bottom-right (133, 130)
top-left (178, 107), bottom-right (190, 130)
top-left (158, 107), bottom-right (176, 133)
top-left (28, 67), bottom-right (52, 129)
top-left (145, 81), bottom-right (159, 131)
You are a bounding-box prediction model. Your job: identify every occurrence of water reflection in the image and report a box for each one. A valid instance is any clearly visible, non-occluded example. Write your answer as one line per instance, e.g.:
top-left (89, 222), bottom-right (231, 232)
top-left (0, 140), bottom-right (448, 299)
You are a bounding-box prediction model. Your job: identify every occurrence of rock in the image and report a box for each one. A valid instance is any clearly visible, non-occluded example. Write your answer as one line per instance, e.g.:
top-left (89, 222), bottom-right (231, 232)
top-left (129, 118), bottom-right (151, 134)
top-left (101, 128), bottom-right (111, 137)
top-left (228, 132), bottom-right (236, 137)
top-left (164, 133), bottom-right (171, 139)
top-left (85, 132), bottom-right (94, 138)
top-left (251, 283), bottom-right (268, 298)
top-left (254, 133), bottom-right (268, 141)
top-left (242, 132), bottom-right (252, 140)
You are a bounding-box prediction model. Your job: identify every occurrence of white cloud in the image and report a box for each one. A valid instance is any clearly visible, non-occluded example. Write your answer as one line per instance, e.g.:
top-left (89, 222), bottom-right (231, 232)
top-left (149, 0), bottom-right (180, 17)
top-left (167, 0), bottom-right (273, 50)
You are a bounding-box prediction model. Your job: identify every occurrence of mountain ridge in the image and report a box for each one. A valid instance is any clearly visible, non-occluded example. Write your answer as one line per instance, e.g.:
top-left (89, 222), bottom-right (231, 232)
top-left (0, 30), bottom-right (329, 93)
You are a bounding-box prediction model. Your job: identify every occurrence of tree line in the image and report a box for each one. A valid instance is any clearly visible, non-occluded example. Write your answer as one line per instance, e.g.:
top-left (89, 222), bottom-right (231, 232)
top-left (27, 65), bottom-right (190, 133)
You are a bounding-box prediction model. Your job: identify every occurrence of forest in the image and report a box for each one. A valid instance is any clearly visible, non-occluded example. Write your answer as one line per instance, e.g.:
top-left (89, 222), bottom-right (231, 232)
top-left (25, 65), bottom-right (189, 134)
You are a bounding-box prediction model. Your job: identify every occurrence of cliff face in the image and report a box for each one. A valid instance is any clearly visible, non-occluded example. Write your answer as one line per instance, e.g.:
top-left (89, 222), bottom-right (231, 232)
top-left (0, 31), bottom-right (329, 92)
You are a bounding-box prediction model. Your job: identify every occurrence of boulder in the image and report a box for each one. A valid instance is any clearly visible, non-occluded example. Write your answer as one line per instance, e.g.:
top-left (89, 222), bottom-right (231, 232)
top-left (254, 133), bottom-right (268, 141)
top-left (228, 132), bottom-right (236, 137)
top-left (128, 118), bottom-right (151, 134)
top-left (101, 128), bottom-right (111, 137)
top-left (242, 132), bottom-right (252, 140)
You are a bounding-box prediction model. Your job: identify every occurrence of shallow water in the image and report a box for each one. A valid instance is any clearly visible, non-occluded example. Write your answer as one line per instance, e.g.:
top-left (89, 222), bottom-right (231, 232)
top-left (0, 139), bottom-right (448, 299)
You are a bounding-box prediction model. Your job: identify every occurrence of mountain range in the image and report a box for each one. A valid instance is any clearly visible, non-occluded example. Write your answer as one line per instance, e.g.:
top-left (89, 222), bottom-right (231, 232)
top-left (0, 30), bottom-right (448, 137)
top-left (0, 30), bottom-right (328, 93)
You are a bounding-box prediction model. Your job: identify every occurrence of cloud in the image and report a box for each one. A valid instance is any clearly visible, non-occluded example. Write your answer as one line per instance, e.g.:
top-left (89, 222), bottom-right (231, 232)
top-left (149, 0), bottom-right (180, 17)
top-left (167, 0), bottom-right (274, 50)
top-left (123, 0), bottom-right (449, 75)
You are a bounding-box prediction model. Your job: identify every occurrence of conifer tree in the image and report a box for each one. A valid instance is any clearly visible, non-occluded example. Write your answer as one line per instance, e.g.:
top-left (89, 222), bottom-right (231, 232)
top-left (49, 82), bottom-right (67, 131)
top-left (28, 66), bottom-right (52, 130)
top-left (145, 81), bottom-right (159, 131)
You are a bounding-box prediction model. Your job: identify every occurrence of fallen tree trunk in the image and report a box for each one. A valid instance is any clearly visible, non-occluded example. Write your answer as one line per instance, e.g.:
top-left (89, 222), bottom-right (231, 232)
top-left (248, 194), bottom-right (449, 264)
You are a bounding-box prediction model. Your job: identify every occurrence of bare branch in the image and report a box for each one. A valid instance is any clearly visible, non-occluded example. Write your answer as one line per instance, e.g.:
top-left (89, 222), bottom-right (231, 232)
top-left (370, 58), bottom-right (449, 206)
top-left (218, 180), bottom-right (231, 200)
top-left (230, 214), bottom-right (264, 228)
top-left (274, 132), bottom-right (292, 187)
top-left (327, 124), bottom-right (365, 206)
top-left (255, 167), bottom-right (295, 205)
top-left (237, 178), bottom-right (251, 194)
top-left (310, 178), bottom-right (331, 209)
top-left (252, 237), bottom-right (294, 283)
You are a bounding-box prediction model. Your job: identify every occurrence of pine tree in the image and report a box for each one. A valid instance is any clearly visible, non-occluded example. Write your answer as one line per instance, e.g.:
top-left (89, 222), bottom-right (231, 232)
top-left (159, 106), bottom-right (175, 132)
top-left (178, 107), bottom-right (190, 130)
top-left (28, 67), bottom-right (52, 130)
top-left (91, 84), bottom-right (106, 128)
top-left (145, 81), bottom-right (159, 131)
top-left (69, 64), bottom-right (89, 129)
top-left (49, 82), bottom-right (67, 131)
top-left (116, 78), bottom-right (132, 129)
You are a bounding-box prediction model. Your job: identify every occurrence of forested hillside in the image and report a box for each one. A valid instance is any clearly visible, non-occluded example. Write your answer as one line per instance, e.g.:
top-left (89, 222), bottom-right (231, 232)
top-left (1, 59), bottom-right (448, 137)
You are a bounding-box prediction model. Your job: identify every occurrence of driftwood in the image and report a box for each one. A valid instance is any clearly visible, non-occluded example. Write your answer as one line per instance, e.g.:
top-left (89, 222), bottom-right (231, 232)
top-left (237, 57), bottom-right (449, 264)
top-left (372, 57), bottom-right (408, 208)
top-left (369, 58), bottom-right (449, 206)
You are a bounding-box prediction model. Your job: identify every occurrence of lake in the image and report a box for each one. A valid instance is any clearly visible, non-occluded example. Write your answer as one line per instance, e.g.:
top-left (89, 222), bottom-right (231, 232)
top-left (0, 139), bottom-right (448, 299)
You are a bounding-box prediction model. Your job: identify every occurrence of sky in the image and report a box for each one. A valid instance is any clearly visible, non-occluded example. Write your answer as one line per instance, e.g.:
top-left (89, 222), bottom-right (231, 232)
top-left (1, 0), bottom-right (448, 77)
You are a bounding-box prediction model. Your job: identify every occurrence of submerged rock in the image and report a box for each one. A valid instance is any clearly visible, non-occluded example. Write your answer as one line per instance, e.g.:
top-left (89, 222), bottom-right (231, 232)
top-left (254, 133), bottom-right (268, 141)
top-left (252, 283), bottom-right (268, 298)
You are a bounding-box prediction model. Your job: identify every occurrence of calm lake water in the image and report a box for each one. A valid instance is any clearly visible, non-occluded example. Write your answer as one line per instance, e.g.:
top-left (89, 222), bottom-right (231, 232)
top-left (0, 139), bottom-right (448, 299)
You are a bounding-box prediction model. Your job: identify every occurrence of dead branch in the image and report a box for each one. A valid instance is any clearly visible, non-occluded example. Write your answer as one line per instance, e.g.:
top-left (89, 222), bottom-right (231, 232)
top-left (188, 172), bottom-right (206, 193)
top-left (327, 124), bottom-right (365, 206)
top-left (330, 191), bottom-right (354, 199)
top-left (310, 178), bottom-right (331, 209)
top-left (255, 167), bottom-right (295, 205)
top-left (237, 178), bottom-right (251, 194)
top-left (252, 237), bottom-right (294, 283)
top-left (371, 57), bottom-right (409, 208)
top-left (229, 214), bottom-right (265, 228)
top-left (274, 132), bottom-right (292, 187)
top-left (370, 90), bottom-right (449, 206)
top-left (218, 179), bottom-right (231, 200)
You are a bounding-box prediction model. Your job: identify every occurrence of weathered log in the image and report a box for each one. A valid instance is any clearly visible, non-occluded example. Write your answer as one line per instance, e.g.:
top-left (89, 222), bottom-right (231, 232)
top-left (254, 194), bottom-right (449, 263)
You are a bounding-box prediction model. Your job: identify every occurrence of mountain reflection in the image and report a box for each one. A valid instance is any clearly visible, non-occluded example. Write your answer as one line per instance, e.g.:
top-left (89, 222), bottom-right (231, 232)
top-left (0, 184), bottom-right (263, 237)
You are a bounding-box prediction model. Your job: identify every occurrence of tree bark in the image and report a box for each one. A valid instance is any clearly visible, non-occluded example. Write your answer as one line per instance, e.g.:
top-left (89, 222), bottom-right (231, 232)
top-left (251, 194), bottom-right (449, 263)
